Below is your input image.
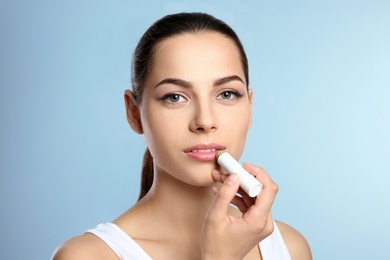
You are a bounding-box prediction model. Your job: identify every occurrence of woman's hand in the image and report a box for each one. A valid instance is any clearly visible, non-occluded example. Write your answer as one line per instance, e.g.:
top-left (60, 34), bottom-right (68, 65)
top-left (201, 163), bottom-right (278, 260)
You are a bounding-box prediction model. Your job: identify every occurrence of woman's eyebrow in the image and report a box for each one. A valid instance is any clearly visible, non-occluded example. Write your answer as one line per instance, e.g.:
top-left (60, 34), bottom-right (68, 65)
top-left (154, 75), bottom-right (245, 89)
top-left (154, 78), bottom-right (193, 89)
top-left (213, 75), bottom-right (245, 86)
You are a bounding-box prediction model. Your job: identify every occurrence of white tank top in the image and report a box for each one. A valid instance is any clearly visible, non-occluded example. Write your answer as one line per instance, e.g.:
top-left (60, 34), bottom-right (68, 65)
top-left (87, 221), bottom-right (291, 260)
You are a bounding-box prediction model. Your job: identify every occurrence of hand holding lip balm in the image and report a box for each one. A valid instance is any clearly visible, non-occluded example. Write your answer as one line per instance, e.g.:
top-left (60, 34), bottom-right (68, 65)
top-left (216, 151), bottom-right (262, 197)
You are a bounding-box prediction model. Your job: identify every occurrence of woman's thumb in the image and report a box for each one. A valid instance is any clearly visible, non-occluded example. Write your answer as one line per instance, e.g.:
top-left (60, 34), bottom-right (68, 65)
top-left (207, 174), bottom-right (240, 222)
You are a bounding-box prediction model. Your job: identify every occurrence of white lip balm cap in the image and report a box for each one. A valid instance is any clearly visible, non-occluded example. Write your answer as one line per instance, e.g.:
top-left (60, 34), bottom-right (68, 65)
top-left (216, 152), bottom-right (262, 197)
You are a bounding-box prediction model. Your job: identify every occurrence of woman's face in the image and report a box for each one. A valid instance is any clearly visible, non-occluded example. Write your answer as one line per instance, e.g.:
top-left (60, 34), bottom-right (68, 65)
top-left (137, 31), bottom-right (252, 186)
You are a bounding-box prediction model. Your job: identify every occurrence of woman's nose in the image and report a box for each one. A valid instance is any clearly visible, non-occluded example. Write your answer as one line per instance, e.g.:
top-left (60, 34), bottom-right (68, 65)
top-left (189, 102), bottom-right (218, 133)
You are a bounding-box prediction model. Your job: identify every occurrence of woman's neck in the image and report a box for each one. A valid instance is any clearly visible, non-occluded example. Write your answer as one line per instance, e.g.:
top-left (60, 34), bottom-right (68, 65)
top-left (115, 169), bottom-right (216, 242)
top-left (146, 169), bottom-right (215, 223)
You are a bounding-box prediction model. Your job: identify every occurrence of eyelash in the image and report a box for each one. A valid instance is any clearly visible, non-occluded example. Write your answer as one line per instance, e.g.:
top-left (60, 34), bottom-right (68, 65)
top-left (160, 90), bottom-right (244, 104)
top-left (217, 90), bottom-right (244, 100)
top-left (160, 93), bottom-right (187, 103)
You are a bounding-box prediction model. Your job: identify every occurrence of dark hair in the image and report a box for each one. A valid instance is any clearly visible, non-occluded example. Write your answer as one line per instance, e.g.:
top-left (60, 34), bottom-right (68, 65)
top-left (132, 12), bottom-right (249, 201)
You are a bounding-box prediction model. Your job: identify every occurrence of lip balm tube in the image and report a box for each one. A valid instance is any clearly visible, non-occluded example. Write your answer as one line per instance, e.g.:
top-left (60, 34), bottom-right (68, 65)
top-left (216, 151), bottom-right (262, 197)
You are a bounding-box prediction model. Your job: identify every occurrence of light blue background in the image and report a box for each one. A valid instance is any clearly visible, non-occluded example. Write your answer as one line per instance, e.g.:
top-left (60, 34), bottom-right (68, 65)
top-left (1, 0), bottom-right (389, 259)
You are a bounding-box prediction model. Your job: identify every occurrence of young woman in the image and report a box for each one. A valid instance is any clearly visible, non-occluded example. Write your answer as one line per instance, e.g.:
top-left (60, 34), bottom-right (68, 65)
top-left (53, 12), bottom-right (312, 259)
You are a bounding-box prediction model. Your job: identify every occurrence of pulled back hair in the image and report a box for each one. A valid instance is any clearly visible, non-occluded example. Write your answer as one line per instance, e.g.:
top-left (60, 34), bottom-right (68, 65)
top-left (131, 12), bottom-right (249, 201)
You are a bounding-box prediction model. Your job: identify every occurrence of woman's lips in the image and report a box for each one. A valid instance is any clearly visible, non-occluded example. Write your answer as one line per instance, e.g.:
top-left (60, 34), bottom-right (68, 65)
top-left (185, 149), bottom-right (218, 161)
top-left (184, 144), bottom-right (225, 162)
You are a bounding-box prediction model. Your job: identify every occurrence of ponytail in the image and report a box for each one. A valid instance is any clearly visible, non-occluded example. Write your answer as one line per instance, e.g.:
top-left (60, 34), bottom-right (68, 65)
top-left (137, 147), bottom-right (154, 201)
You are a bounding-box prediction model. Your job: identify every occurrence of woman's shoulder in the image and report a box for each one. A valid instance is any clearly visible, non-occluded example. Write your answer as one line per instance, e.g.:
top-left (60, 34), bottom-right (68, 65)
top-left (51, 233), bottom-right (117, 260)
top-left (275, 220), bottom-right (313, 260)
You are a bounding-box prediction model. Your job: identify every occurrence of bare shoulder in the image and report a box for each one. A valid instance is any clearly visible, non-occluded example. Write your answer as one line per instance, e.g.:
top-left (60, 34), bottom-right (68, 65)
top-left (51, 233), bottom-right (118, 260)
top-left (275, 220), bottom-right (313, 260)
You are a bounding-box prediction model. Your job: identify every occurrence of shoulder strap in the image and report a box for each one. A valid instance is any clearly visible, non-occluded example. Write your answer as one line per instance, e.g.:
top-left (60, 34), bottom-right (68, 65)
top-left (87, 223), bottom-right (153, 260)
top-left (88, 221), bottom-right (290, 260)
top-left (259, 221), bottom-right (292, 260)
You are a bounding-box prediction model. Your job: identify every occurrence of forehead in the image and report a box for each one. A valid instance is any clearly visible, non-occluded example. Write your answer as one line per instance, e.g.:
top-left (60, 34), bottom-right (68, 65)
top-left (147, 31), bottom-right (245, 84)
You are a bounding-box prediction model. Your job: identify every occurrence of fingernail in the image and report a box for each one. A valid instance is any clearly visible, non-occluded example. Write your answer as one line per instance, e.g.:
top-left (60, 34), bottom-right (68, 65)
top-left (226, 174), bottom-right (239, 186)
top-left (212, 169), bottom-right (221, 175)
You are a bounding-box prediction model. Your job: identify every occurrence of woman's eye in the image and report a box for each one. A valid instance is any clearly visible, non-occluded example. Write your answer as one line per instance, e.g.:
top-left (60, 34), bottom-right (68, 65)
top-left (161, 93), bottom-right (186, 103)
top-left (217, 91), bottom-right (240, 100)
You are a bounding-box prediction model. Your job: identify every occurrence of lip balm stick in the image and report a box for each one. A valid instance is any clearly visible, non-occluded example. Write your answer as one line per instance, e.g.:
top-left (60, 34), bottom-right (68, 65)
top-left (216, 151), bottom-right (262, 197)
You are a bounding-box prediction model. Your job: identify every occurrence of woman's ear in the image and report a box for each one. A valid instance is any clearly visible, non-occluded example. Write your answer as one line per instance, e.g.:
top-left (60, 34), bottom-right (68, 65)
top-left (248, 88), bottom-right (253, 129)
top-left (124, 89), bottom-right (143, 134)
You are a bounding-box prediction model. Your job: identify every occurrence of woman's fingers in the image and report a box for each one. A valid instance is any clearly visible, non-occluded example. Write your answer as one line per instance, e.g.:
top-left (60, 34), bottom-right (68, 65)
top-left (212, 186), bottom-right (251, 213)
top-left (213, 163), bottom-right (278, 223)
top-left (207, 173), bottom-right (240, 222)
top-left (241, 163), bottom-right (278, 221)
top-left (211, 169), bottom-right (226, 183)
top-left (203, 164), bottom-right (278, 259)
